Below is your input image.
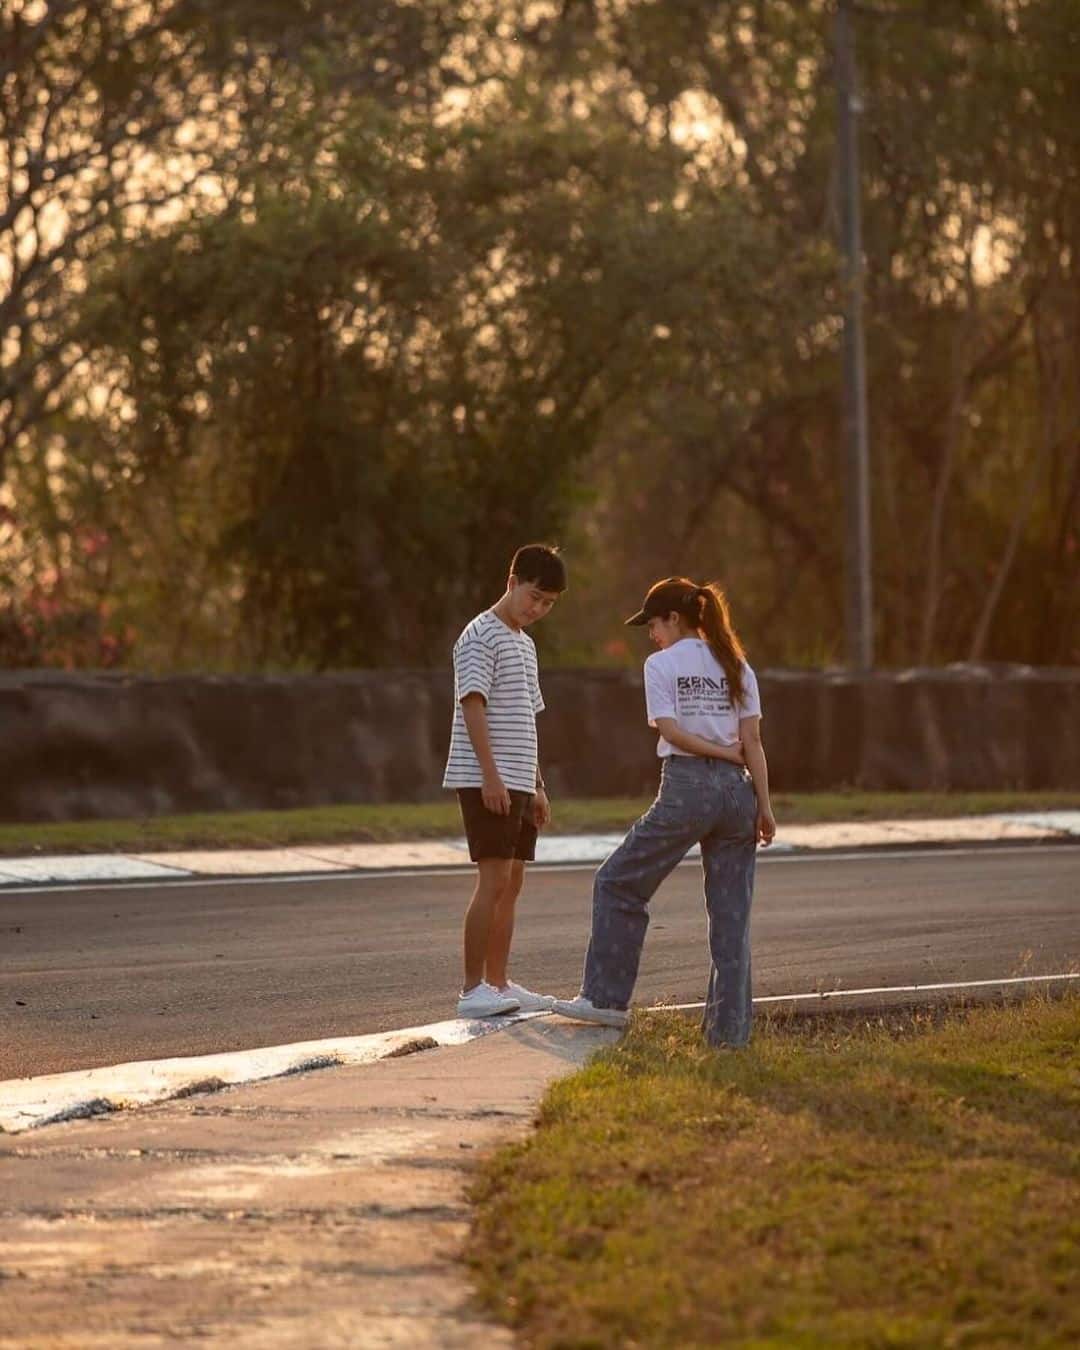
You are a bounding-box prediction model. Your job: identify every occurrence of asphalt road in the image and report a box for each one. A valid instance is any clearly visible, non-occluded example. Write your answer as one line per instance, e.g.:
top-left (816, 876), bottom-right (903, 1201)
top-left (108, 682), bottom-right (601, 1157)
top-left (2, 845), bottom-right (1078, 1080)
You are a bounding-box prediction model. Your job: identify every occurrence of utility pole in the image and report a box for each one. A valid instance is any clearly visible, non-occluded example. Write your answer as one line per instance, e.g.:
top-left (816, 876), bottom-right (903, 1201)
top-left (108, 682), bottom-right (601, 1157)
top-left (835, 0), bottom-right (874, 670)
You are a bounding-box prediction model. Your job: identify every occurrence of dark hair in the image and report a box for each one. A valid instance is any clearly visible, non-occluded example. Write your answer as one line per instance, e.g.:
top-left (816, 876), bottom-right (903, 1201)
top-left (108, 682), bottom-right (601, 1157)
top-left (647, 575), bottom-right (747, 705)
top-left (696, 582), bottom-right (747, 706)
top-left (510, 543), bottom-right (567, 593)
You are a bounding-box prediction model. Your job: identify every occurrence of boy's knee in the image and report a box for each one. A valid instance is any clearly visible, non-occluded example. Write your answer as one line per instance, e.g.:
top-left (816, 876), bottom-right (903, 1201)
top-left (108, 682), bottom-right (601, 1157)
top-left (477, 858), bottom-right (514, 891)
top-left (497, 862), bottom-right (525, 903)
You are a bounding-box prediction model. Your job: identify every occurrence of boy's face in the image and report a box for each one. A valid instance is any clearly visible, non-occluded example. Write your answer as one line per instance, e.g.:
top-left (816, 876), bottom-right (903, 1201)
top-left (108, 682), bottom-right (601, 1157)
top-left (507, 574), bottom-right (561, 627)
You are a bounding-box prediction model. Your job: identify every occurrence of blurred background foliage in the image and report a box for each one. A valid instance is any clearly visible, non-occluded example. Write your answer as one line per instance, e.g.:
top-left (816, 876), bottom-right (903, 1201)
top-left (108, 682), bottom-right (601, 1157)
top-left (2, 0), bottom-right (1077, 671)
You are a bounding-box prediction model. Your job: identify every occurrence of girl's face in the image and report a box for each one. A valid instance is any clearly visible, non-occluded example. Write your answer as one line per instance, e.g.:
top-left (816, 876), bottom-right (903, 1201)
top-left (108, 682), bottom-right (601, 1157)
top-left (646, 612), bottom-right (685, 649)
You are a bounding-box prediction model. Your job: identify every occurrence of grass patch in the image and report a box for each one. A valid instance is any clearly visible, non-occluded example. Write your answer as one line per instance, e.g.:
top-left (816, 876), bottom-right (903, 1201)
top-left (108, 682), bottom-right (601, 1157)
top-left (467, 995), bottom-right (1080, 1348)
top-left (2, 790), bottom-right (1078, 856)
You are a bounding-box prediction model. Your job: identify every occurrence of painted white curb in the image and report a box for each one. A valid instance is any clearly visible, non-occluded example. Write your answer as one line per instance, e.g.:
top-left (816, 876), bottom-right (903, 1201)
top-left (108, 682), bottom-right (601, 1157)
top-left (0, 856), bottom-right (191, 885)
top-left (2, 812), bottom-right (1078, 888)
top-left (0, 1010), bottom-right (547, 1135)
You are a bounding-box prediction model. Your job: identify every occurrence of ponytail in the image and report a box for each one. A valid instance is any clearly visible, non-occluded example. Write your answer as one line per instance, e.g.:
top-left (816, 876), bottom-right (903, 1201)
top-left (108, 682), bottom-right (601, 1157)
top-left (695, 583), bottom-right (747, 707)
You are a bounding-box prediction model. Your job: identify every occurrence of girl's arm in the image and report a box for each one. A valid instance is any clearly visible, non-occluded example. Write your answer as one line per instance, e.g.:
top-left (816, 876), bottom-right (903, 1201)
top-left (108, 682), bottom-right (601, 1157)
top-left (739, 715), bottom-right (776, 845)
top-left (654, 717), bottom-right (745, 765)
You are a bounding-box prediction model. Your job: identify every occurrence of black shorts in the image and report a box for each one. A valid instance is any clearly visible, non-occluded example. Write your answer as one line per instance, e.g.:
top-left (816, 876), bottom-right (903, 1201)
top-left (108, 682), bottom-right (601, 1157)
top-left (456, 788), bottom-right (537, 863)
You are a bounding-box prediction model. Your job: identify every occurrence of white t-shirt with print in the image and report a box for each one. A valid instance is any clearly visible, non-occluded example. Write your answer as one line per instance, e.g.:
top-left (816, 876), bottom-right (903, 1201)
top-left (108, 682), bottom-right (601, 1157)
top-left (443, 610), bottom-right (545, 794)
top-left (643, 638), bottom-right (761, 758)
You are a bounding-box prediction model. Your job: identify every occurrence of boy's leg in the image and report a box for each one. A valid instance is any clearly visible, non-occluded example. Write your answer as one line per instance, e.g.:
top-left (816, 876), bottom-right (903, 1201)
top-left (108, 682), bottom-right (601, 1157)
top-left (581, 793), bottom-right (704, 1011)
top-left (463, 858), bottom-right (514, 992)
top-left (483, 859), bottom-right (525, 990)
top-left (457, 788), bottom-right (531, 993)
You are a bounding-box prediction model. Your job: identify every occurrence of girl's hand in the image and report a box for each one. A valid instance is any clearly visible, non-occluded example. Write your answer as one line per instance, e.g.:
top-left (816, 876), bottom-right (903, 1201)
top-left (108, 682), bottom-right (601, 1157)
top-left (756, 805), bottom-right (777, 847)
top-left (532, 788), bottom-right (551, 830)
top-left (715, 739), bottom-right (746, 766)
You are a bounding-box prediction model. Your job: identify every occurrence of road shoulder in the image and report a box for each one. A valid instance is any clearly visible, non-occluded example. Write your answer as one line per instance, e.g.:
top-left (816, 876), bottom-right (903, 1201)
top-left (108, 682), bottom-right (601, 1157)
top-left (0, 1018), bottom-right (618, 1348)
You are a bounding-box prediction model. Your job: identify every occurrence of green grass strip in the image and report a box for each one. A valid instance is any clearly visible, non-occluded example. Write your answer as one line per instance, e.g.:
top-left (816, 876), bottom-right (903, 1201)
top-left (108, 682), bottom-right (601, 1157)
top-left (2, 790), bottom-right (1079, 857)
top-left (467, 996), bottom-right (1080, 1348)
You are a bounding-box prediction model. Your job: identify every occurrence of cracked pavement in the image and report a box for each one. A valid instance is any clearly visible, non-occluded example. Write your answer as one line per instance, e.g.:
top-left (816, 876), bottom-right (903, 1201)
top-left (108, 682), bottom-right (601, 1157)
top-left (0, 1019), bottom-right (617, 1348)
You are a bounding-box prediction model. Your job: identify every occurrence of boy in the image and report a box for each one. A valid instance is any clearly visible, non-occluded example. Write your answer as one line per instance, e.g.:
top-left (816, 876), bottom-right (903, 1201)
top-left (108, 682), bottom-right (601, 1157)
top-left (443, 543), bottom-right (567, 1017)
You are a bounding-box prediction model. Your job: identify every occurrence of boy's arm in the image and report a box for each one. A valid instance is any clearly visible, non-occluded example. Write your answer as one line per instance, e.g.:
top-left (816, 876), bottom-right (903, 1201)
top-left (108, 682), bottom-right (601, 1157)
top-left (461, 693), bottom-right (511, 815)
top-left (530, 654), bottom-right (550, 827)
top-left (654, 718), bottom-right (746, 765)
top-left (532, 764), bottom-right (551, 829)
top-left (739, 715), bottom-right (776, 846)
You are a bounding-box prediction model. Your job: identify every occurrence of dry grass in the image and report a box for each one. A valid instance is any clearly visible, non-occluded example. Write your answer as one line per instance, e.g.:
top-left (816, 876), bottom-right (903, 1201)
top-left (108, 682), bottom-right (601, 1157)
top-left (467, 995), bottom-right (1080, 1348)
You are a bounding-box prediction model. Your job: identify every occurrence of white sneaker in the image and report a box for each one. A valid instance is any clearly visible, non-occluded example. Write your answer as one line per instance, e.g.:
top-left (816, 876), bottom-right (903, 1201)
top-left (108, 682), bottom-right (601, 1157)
top-left (457, 982), bottom-right (521, 1019)
top-left (500, 981), bottom-right (556, 1012)
top-left (551, 994), bottom-right (628, 1028)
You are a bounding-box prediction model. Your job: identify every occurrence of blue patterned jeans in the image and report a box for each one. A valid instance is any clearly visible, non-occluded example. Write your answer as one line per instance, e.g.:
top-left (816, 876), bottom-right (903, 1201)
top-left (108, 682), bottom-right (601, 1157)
top-left (582, 755), bottom-right (758, 1047)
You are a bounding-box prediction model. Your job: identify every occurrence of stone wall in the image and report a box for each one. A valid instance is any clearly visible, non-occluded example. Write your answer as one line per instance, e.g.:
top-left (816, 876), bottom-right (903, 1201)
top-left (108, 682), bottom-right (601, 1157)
top-left (1, 665), bottom-right (1077, 822)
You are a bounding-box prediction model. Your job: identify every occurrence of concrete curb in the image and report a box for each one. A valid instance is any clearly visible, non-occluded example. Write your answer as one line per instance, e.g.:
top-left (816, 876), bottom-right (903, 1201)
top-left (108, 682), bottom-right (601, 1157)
top-left (2, 811), bottom-right (1079, 889)
top-left (7, 972), bottom-right (1078, 1136)
top-left (0, 1010), bottom-right (550, 1135)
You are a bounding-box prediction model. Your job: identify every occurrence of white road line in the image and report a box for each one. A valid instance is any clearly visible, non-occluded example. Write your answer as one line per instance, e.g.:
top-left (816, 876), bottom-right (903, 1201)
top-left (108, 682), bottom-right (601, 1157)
top-left (1, 841), bottom-right (1077, 896)
top-left (660, 971), bottom-right (1080, 1012)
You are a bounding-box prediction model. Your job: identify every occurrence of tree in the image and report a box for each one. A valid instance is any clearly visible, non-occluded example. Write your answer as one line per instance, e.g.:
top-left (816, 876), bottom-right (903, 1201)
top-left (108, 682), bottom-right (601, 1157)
top-left (5, 0), bottom-right (1077, 670)
top-left (70, 72), bottom-right (793, 667)
top-left (0, 0), bottom-right (468, 481)
top-left (555, 0), bottom-right (1080, 667)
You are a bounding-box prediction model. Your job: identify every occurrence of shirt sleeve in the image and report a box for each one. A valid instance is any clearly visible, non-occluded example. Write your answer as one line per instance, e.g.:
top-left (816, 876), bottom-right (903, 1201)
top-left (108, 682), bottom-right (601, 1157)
top-left (525, 636), bottom-right (544, 714)
top-left (738, 663), bottom-right (762, 719)
top-left (454, 633), bottom-right (495, 702)
top-left (644, 654), bottom-right (676, 726)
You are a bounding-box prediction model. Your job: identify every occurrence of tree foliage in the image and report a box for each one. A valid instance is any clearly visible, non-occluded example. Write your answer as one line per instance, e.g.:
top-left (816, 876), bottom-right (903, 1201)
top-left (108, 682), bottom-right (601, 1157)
top-left (3, 0), bottom-right (1077, 669)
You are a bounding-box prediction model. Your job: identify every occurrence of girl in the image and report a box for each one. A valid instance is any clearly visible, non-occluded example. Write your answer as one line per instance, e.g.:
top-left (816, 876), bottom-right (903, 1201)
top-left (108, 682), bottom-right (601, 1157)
top-left (553, 576), bottom-right (775, 1046)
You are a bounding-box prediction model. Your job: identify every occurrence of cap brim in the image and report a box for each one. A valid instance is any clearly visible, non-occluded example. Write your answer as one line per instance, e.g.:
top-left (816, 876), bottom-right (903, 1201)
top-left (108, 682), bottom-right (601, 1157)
top-left (624, 610), bottom-right (648, 626)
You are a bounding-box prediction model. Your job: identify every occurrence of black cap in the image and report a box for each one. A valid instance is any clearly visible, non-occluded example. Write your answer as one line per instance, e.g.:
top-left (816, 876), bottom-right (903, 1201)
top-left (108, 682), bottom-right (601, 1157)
top-left (624, 580), bottom-right (702, 626)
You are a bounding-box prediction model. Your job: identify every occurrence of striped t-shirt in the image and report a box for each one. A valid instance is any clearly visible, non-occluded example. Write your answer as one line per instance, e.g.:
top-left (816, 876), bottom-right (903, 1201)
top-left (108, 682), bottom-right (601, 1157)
top-left (443, 610), bottom-right (544, 794)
